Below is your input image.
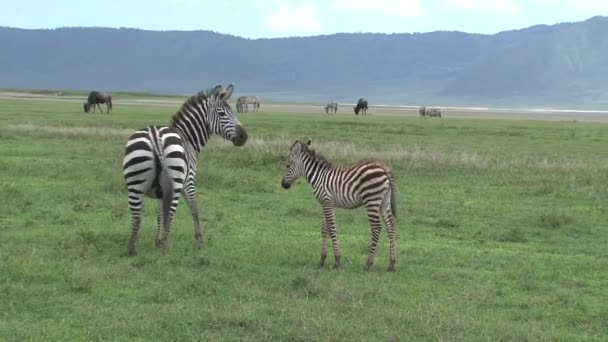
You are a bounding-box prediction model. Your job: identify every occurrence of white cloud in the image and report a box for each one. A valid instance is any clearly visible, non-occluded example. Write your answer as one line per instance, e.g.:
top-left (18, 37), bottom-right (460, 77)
top-left (442, 0), bottom-right (521, 15)
top-left (331, 0), bottom-right (424, 18)
top-left (265, 2), bottom-right (322, 34)
top-left (534, 0), bottom-right (608, 13)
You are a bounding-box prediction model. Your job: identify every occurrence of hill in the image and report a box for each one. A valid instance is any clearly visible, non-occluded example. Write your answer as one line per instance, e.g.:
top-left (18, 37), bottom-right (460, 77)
top-left (1, 16), bottom-right (607, 108)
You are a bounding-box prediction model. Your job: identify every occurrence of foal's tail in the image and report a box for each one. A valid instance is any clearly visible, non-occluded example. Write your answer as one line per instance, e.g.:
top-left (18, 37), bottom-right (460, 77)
top-left (388, 170), bottom-right (398, 219)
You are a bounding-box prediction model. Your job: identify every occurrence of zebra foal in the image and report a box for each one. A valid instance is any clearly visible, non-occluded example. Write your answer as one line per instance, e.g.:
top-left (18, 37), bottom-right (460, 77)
top-left (281, 140), bottom-right (398, 271)
top-left (122, 84), bottom-right (248, 256)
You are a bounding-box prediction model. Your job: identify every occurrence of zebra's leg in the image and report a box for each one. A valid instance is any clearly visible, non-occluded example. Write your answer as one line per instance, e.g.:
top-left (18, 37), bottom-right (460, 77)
top-left (320, 214), bottom-right (329, 267)
top-left (322, 205), bottom-right (341, 268)
top-left (182, 181), bottom-right (203, 246)
top-left (159, 195), bottom-right (179, 252)
top-left (127, 193), bottom-right (144, 256)
top-left (365, 204), bottom-right (383, 271)
top-left (96, 103), bottom-right (103, 112)
top-left (382, 208), bottom-right (397, 272)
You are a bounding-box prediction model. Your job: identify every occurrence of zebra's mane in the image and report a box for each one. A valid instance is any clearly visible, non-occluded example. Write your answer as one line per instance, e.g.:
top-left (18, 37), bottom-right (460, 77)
top-left (302, 144), bottom-right (334, 168)
top-left (170, 87), bottom-right (219, 125)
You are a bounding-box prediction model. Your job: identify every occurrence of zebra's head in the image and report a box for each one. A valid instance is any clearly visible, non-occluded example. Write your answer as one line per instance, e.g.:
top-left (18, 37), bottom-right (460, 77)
top-left (281, 139), bottom-right (311, 189)
top-left (83, 102), bottom-right (90, 113)
top-left (209, 84), bottom-right (248, 146)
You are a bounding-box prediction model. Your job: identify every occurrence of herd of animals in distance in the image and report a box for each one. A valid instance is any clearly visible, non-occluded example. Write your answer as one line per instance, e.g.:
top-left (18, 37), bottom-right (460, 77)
top-left (81, 90), bottom-right (443, 118)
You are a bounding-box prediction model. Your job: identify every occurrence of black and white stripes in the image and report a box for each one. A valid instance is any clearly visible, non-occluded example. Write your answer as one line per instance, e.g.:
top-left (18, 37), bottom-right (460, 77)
top-left (236, 95), bottom-right (260, 113)
top-left (122, 84), bottom-right (248, 256)
top-left (281, 140), bottom-right (398, 271)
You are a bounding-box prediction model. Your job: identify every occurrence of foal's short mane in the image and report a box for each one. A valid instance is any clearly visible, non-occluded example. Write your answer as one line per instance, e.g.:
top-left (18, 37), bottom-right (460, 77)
top-left (302, 144), bottom-right (334, 168)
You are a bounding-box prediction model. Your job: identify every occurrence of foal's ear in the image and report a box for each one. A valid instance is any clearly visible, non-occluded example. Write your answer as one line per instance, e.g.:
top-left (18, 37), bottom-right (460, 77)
top-left (305, 139), bottom-right (311, 146)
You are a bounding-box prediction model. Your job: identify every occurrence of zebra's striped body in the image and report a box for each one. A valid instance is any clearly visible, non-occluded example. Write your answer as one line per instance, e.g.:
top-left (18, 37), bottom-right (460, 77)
top-left (122, 84), bottom-right (248, 256)
top-left (419, 106), bottom-right (442, 118)
top-left (325, 101), bottom-right (338, 114)
top-left (281, 140), bottom-right (398, 271)
top-left (236, 95), bottom-right (260, 113)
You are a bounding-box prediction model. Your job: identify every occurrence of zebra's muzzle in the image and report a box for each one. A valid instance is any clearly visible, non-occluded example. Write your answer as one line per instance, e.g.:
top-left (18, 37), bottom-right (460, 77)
top-left (232, 125), bottom-right (248, 146)
top-left (281, 179), bottom-right (291, 189)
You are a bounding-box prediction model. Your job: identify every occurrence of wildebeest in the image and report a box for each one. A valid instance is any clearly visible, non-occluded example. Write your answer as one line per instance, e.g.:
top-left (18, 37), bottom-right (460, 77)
top-left (325, 101), bottom-right (338, 114)
top-left (419, 106), bottom-right (441, 118)
top-left (354, 98), bottom-right (368, 115)
top-left (83, 91), bottom-right (112, 113)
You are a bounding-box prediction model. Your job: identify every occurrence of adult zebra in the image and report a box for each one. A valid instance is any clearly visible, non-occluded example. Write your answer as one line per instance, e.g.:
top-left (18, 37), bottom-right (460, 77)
top-left (354, 98), bottom-right (368, 115)
top-left (419, 106), bottom-right (442, 118)
top-left (122, 84), bottom-right (248, 256)
top-left (325, 101), bottom-right (338, 114)
top-left (236, 95), bottom-right (260, 112)
top-left (281, 140), bottom-right (398, 272)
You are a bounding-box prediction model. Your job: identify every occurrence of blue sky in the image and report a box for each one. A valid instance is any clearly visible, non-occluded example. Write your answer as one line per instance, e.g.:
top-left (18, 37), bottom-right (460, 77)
top-left (1, 0), bottom-right (607, 38)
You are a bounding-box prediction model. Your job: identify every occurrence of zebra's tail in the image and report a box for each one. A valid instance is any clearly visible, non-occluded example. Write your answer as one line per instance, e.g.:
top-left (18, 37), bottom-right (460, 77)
top-left (159, 158), bottom-right (173, 232)
top-left (388, 171), bottom-right (398, 219)
top-left (151, 132), bottom-right (173, 239)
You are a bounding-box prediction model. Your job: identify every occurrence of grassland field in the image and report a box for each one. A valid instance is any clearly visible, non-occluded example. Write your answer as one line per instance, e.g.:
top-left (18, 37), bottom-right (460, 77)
top-left (1, 97), bottom-right (607, 341)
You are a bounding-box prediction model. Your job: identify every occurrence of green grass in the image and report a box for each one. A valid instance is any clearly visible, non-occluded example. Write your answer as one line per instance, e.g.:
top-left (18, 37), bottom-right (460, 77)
top-left (0, 88), bottom-right (184, 99)
top-left (1, 99), bottom-right (607, 341)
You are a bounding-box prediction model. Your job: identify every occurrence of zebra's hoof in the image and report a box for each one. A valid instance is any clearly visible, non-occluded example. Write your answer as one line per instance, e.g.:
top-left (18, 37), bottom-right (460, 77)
top-left (155, 239), bottom-right (162, 248)
top-left (387, 266), bottom-right (396, 272)
top-left (127, 249), bottom-right (137, 257)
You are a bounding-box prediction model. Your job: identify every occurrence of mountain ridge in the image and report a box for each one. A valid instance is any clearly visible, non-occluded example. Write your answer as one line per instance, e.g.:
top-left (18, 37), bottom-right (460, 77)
top-left (1, 16), bottom-right (607, 108)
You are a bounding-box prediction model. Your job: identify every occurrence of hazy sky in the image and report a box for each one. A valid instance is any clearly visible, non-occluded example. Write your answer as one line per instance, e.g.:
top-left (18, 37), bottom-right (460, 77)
top-left (1, 0), bottom-right (607, 38)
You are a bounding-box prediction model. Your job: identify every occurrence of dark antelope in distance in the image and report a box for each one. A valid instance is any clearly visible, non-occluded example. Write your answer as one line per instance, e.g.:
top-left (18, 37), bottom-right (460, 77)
top-left (83, 91), bottom-right (113, 113)
top-left (354, 98), bottom-right (368, 115)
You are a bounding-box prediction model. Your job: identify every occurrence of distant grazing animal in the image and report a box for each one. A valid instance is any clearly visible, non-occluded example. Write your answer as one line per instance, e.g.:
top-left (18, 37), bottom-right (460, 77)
top-left (83, 91), bottom-right (112, 113)
top-left (236, 95), bottom-right (260, 112)
top-left (281, 140), bottom-right (398, 272)
top-left (354, 98), bottom-right (368, 115)
top-left (122, 84), bottom-right (248, 256)
top-left (236, 100), bottom-right (244, 113)
top-left (419, 106), bottom-right (426, 118)
top-left (419, 106), bottom-right (441, 118)
top-left (325, 101), bottom-right (338, 114)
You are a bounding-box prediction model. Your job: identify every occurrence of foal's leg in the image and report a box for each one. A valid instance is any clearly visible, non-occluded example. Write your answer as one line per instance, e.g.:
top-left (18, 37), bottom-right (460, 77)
top-left (382, 207), bottom-right (397, 272)
top-left (322, 204), bottom-right (341, 268)
top-left (319, 214), bottom-right (329, 267)
top-left (365, 203), bottom-right (383, 271)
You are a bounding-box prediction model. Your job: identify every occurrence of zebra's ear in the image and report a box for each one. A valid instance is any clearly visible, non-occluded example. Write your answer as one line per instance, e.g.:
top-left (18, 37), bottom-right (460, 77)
top-left (212, 84), bottom-right (223, 98)
top-left (220, 84), bottom-right (234, 101)
top-left (305, 139), bottom-right (311, 146)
